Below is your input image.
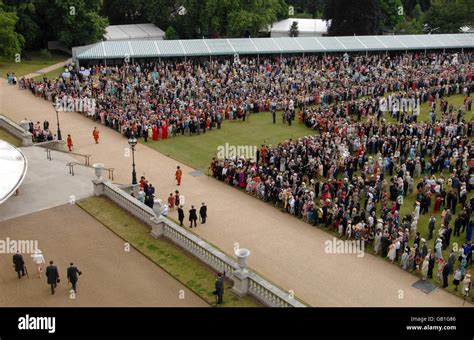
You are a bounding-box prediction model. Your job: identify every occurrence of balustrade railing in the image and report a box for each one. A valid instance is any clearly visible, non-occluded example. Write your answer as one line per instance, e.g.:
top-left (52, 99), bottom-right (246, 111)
top-left (94, 180), bottom-right (306, 307)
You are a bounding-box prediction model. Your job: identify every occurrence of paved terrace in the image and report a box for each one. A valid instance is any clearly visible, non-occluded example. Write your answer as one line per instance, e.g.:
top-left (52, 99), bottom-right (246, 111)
top-left (0, 204), bottom-right (207, 307)
top-left (0, 145), bottom-right (94, 222)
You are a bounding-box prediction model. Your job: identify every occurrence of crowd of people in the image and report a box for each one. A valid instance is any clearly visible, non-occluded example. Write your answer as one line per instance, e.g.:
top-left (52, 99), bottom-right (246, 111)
top-left (206, 51), bottom-right (473, 295)
top-left (19, 51), bottom-right (473, 142)
top-left (23, 119), bottom-right (56, 142)
top-left (211, 110), bottom-right (473, 293)
top-left (18, 49), bottom-right (474, 296)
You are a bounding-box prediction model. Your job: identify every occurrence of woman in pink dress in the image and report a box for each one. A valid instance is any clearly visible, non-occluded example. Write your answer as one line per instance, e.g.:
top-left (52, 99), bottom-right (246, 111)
top-left (152, 125), bottom-right (158, 141)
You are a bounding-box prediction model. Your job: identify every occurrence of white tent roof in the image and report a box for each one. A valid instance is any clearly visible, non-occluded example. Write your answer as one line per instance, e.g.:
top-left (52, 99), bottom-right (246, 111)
top-left (104, 23), bottom-right (165, 41)
top-left (271, 18), bottom-right (329, 34)
top-left (0, 140), bottom-right (27, 205)
top-left (74, 33), bottom-right (474, 60)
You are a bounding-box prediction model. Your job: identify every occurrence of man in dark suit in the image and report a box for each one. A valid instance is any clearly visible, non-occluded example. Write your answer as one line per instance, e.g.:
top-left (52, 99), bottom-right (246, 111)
top-left (177, 205), bottom-right (185, 226)
top-left (12, 251), bottom-right (25, 279)
top-left (46, 261), bottom-right (59, 295)
top-left (189, 205), bottom-right (198, 228)
top-left (214, 272), bottom-right (225, 304)
top-left (67, 262), bottom-right (82, 293)
top-left (199, 202), bottom-right (207, 224)
top-left (427, 253), bottom-right (435, 279)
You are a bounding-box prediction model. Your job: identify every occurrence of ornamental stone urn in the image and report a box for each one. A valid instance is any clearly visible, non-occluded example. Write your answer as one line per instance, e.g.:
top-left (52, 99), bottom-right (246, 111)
top-left (93, 163), bottom-right (104, 179)
top-left (235, 248), bottom-right (251, 271)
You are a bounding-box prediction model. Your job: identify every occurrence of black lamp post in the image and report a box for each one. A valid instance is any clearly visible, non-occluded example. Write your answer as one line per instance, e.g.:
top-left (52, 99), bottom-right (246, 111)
top-left (128, 135), bottom-right (137, 185)
top-left (53, 103), bottom-right (62, 140)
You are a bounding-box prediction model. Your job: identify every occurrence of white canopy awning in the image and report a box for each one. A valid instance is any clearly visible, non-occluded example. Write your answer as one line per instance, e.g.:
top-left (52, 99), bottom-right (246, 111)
top-left (0, 140), bottom-right (27, 204)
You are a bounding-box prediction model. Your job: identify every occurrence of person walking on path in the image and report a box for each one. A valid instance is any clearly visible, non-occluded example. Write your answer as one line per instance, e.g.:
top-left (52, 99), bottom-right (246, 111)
top-left (31, 249), bottom-right (45, 278)
top-left (189, 205), bottom-right (198, 228)
top-left (177, 205), bottom-right (185, 226)
top-left (214, 272), bottom-right (225, 304)
top-left (175, 166), bottom-right (182, 186)
top-left (66, 134), bottom-right (74, 151)
top-left (12, 251), bottom-right (25, 279)
top-left (199, 202), bottom-right (207, 224)
top-left (92, 127), bottom-right (100, 144)
top-left (45, 261), bottom-right (59, 295)
top-left (67, 262), bottom-right (82, 293)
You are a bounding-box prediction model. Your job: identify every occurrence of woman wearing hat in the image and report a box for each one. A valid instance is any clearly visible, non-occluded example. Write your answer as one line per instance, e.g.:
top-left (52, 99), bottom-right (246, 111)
top-left (461, 273), bottom-right (471, 298)
top-left (31, 249), bottom-right (45, 278)
top-left (453, 268), bottom-right (462, 291)
top-left (421, 254), bottom-right (430, 280)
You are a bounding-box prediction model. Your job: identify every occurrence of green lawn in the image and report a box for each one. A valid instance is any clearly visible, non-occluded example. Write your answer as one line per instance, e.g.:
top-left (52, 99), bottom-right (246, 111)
top-left (0, 50), bottom-right (68, 78)
top-left (0, 128), bottom-right (22, 147)
top-left (77, 196), bottom-right (261, 307)
top-left (417, 94), bottom-right (471, 122)
top-left (143, 111), bottom-right (312, 173)
top-left (379, 93), bottom-right (471, 124)
top-left (32, 66), bottom-right (67, 81)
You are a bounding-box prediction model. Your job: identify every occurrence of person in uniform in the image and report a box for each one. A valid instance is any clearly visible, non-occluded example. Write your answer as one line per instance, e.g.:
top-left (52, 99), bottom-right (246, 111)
top-left (175, 166), bottom-right (183, 186)
top-left (67, 134), bottom-right (74, 151)
top-left (92, 127), bottom-right (100, 144)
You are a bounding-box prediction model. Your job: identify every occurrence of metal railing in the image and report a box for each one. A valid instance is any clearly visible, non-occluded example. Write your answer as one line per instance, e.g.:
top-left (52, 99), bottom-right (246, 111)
top-left (41, 144), bottom-right (91, 166)
top-left (67, 162), bottom-right (115, 180)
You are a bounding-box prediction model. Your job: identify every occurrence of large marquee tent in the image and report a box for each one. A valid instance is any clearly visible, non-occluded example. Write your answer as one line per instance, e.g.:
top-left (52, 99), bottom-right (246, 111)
top-left (73, 33), bottom-right (474, 65)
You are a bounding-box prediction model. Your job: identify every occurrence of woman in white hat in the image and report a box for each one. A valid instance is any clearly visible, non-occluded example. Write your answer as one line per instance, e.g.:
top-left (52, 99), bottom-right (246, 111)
top-left (31, 249), bottom-right (45, 278)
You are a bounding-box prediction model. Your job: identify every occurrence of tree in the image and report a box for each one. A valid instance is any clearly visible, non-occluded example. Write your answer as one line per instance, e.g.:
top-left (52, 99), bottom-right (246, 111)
top-left (36, 0), bottom-right (108, 48)
top-left (287, 0), bottom-right (324, 17)
top-left (226, 0), bottom-right (288, 37)
top-left (3, 0), bottom-right (40, 50)
top-left (411, 3), bottom-right (423, 20)
top-left (423, 0), bottom-right (474, 33)
top-left (101, 0), bottom-right (145, 24)
top-left (379, 0), bottom-right (404, 32)
top-left (0, 1), bottom-right (24, 58)
top-left (165, 26), bottom-right (179, 39)
top-left (289, 21), bottom-right (299, 37)
top-left (394, 17), bottom-right (424, 34)
top-left (323, 0), bottom-right (381, 35)
top-left (142, 0), bottom-right (183, 36)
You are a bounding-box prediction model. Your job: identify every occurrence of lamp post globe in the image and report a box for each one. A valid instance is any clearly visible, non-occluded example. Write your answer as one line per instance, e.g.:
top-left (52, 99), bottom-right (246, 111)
top-left (128, 136), bottom-right (138, 185)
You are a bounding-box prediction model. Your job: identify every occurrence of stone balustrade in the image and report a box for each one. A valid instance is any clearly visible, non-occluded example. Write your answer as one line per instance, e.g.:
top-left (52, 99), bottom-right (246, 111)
top-left (0, 114), bottom-right (33, 146)
top-left (92, 179), bottom-right (306, 307)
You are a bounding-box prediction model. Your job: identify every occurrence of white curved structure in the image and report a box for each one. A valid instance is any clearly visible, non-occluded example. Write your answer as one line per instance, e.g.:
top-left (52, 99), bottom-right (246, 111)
top-left (0, 140), bottom-right (27, 204)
